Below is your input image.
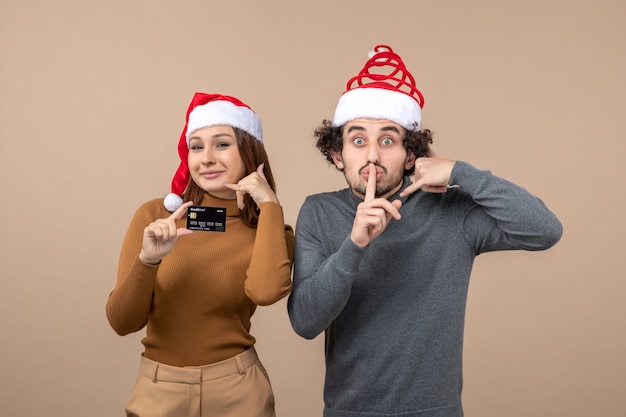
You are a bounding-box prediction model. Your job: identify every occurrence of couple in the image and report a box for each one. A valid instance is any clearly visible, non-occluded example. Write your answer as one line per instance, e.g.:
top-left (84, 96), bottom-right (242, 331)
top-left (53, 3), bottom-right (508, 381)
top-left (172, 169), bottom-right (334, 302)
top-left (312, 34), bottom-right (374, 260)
top-left (106, 45), bottom-right (562, 417)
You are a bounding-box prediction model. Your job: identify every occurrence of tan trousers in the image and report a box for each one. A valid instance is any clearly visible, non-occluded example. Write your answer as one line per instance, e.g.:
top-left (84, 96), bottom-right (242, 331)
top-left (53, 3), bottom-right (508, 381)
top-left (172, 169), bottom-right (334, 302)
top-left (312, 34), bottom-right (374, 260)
top-left (125, 347), bottom-right (275, 417)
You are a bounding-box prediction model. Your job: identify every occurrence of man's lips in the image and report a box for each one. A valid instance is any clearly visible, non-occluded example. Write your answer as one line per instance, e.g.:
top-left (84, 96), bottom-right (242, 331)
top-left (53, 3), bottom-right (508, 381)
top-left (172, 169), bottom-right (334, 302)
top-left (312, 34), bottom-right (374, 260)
top-left (362, 166), bottom-right (384, 180)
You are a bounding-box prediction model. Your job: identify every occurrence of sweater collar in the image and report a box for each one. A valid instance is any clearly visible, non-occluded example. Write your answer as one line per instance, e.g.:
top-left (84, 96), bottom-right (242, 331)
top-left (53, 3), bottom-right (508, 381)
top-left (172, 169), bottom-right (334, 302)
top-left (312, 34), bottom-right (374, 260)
top-left (199, 193), bottom-right (240, 217)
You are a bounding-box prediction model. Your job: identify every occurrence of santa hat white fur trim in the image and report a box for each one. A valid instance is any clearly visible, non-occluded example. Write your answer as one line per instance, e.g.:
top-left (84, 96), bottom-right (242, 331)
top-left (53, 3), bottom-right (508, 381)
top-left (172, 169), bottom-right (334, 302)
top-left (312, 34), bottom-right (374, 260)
top-left (333, 87), bottom-right (421, 130)
top-left (186, 100), bottom-right (263, 143)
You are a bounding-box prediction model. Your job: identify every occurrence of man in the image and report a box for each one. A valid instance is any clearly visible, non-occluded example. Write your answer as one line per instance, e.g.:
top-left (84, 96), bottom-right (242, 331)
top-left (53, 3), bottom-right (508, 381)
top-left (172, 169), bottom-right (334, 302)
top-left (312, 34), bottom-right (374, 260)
top-left (287, 45), bottom-right (563, 417)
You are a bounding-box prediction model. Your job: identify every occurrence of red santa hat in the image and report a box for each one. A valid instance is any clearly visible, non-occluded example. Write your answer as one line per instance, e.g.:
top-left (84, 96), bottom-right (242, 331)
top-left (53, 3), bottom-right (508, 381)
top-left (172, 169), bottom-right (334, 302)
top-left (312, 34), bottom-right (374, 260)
top-left (163, 92), bottom-right (263, 212)
top-left (333, 44), bottom-right (425, 130)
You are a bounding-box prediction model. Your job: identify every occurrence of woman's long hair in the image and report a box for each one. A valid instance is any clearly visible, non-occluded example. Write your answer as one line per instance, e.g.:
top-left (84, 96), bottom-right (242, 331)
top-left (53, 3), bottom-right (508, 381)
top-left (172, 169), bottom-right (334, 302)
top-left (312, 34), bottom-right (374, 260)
top-left (182, 128), bottom-right (276, 228)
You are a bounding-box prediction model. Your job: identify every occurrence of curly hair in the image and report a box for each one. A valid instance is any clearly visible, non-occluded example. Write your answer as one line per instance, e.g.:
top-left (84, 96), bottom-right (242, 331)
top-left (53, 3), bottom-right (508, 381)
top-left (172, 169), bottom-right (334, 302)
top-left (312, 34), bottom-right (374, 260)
top-left (313, 119), bottom-right (434, 176)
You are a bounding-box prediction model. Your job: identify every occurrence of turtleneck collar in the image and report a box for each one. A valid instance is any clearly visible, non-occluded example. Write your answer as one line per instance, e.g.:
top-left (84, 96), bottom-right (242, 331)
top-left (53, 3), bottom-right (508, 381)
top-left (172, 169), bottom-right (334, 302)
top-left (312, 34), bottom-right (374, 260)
top-left (198, 193), bottom-right (240, 217)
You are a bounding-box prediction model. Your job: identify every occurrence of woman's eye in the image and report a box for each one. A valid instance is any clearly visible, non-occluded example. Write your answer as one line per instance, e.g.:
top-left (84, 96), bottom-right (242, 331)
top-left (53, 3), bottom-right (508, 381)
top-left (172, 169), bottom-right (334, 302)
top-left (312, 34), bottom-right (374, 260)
top-left (216, 142), bottom-right (231, 148)
top-left (190, 144), bottom-right (203, 150)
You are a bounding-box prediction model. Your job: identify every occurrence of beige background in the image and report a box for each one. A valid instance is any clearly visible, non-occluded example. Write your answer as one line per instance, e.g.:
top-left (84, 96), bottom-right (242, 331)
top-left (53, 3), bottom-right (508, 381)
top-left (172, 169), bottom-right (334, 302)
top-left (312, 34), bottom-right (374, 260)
top-left (1, 1), bottom-right (624, 416)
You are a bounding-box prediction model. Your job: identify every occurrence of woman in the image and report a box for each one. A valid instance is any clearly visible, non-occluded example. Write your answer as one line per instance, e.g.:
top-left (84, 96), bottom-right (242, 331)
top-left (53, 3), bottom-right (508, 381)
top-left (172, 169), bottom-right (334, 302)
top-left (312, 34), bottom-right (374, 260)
top-left (106, 92), bottom-right (293, 417)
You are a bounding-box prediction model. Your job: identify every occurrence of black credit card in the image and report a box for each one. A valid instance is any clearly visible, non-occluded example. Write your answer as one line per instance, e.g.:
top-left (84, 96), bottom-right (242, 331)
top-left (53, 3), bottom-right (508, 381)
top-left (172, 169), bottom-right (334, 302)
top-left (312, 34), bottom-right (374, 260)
top-left (186, 206), bottom-right (226, 232)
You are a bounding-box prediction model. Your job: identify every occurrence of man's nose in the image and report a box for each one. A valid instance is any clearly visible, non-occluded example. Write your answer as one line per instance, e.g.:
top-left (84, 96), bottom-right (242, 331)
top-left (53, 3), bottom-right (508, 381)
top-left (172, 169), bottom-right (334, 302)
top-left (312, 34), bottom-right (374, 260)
top-left (367, 144), bottom-right (380, 163)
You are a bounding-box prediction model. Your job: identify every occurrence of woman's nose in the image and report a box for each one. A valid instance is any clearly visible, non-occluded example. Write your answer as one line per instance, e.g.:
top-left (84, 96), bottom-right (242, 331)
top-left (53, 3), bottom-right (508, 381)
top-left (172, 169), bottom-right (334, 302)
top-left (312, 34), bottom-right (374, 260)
top-left (201, 148), bottom-right (215, 165)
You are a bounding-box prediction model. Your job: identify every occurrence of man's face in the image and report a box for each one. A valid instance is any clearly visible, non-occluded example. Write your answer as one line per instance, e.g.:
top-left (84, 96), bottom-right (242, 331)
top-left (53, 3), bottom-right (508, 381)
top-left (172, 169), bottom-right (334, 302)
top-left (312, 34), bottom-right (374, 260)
top-left (331, 118), bottom-right (416, 200)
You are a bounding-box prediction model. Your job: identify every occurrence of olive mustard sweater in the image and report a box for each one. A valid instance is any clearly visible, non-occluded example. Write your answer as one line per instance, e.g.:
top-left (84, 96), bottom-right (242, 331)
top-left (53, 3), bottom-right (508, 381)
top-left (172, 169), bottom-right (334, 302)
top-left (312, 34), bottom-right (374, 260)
top-left (106, 193), bottom-right (294, 367)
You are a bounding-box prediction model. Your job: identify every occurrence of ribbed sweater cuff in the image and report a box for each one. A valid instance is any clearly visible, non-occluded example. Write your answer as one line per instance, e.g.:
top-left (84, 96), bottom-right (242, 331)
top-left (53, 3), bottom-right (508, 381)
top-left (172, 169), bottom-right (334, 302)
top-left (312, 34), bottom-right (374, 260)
top-left (335, 235), bottom-right (367, 275)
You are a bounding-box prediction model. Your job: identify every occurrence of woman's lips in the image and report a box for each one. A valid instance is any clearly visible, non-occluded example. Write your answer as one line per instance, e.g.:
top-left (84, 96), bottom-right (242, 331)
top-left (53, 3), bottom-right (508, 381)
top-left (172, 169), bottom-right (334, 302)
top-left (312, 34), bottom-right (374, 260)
top-left (199, 171), bottom-right (223, 179)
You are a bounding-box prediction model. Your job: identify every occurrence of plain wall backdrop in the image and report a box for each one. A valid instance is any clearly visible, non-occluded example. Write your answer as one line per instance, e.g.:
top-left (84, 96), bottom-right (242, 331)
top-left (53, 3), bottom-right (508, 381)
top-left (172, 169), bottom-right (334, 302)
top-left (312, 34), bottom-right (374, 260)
top-left (1, 1), bottom-right (624, 416)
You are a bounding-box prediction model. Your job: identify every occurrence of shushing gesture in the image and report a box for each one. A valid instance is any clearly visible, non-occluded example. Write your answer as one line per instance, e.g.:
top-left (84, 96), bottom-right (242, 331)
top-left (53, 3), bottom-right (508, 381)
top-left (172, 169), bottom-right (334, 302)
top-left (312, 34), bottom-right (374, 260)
top-left (400, 148), bottom-right (456, 197)
top-left (139, 201), bottom-right (194, 265)
top-left (350, 163), bottom-right (403, 248)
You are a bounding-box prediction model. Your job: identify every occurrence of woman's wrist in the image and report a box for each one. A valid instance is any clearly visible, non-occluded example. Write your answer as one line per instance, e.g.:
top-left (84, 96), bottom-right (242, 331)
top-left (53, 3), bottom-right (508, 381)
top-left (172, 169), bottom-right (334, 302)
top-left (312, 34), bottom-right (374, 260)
top-left (138, 250), bottom-right (161, 266)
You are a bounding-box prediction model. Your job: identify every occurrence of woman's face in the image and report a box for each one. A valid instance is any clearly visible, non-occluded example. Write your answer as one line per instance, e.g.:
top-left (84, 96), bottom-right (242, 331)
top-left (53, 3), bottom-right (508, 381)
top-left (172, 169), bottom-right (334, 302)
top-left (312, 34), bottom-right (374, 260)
top-left (187, 125), bottom-right (246, 199)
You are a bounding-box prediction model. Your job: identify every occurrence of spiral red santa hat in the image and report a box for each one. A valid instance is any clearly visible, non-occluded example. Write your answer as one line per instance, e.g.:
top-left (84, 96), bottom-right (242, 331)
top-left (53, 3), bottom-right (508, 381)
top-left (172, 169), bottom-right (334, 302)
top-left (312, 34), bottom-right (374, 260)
top-left (333, 44), bottom-right (425, 130)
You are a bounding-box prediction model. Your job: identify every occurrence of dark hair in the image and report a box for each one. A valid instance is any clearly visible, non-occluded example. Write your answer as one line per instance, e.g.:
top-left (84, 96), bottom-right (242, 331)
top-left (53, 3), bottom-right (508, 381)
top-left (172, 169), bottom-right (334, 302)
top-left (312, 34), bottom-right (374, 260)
top-left (182, 128), bottom-right (276, 228)
top-left (313, 119), bottom-right (434, 176)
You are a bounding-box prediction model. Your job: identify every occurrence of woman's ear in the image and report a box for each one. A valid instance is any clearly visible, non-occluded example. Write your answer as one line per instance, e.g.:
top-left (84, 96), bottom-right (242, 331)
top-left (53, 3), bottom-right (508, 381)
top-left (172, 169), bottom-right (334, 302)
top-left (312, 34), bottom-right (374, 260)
top-left (331, 151), bottom-right (345, 170)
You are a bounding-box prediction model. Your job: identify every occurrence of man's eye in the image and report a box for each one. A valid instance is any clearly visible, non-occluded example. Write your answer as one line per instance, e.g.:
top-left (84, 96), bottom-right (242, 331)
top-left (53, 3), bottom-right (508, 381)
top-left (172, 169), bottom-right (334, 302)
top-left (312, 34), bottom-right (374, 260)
top-left (381, 138), bottom-right (393, 146)
top-left (353, 137), bottom-right (365, 145)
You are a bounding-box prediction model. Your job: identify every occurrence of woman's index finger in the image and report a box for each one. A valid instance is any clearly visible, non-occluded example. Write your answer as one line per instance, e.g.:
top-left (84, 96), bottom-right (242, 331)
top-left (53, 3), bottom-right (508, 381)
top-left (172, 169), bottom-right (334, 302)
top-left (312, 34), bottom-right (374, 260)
top-left (169, 200), bottom-right (194, 220)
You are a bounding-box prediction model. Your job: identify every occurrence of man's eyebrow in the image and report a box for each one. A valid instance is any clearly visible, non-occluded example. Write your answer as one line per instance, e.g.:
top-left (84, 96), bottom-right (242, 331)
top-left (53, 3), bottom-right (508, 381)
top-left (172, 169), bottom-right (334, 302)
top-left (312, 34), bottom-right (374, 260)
top-left (345, 125), bottom-right (401, 134)
top-left (346, 125), bottom-right (366, 133)
top-left (380, 125), bottom-right (401, 134)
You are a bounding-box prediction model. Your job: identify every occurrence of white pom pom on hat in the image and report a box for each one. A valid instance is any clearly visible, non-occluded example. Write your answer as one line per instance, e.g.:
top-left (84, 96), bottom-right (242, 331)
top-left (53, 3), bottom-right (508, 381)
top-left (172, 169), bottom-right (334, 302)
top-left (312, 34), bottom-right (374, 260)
top-left (333, 44), bottom-right (425, 130)
top-left (164, 93), bottom-right (263, 212)
top-left (163, 193), bottom-right (183, 212)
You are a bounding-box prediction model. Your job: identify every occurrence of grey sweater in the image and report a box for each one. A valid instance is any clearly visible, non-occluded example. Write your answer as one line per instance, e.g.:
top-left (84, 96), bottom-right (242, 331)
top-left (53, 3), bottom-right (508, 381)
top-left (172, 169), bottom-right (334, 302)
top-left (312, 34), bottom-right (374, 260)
top-left (287, 161), bottom-right (562, 417)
